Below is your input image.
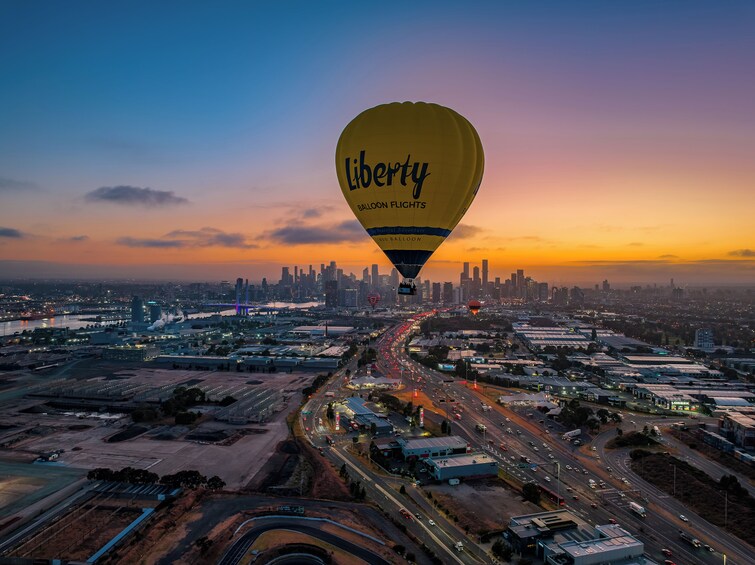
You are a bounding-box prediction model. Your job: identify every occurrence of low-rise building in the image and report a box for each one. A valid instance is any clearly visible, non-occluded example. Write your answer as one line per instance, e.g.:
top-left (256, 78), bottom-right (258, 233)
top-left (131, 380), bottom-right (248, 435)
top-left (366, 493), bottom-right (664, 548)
top-left (425, 452), bottom-right (497, 481)
top-left (397, 435), bottom-right (468, 460)
top-left (719, 412), bottom-right (755, 449)
top-left (505, 510), bottom-right (657, 565)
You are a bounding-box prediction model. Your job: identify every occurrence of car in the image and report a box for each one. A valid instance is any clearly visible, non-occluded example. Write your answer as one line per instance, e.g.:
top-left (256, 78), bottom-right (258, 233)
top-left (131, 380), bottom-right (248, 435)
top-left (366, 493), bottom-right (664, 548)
top-left (679, 514), bottom-right (689, 522)
top-left (544, 476), bottom-right (551, 482)
top-left (591, 446), bottom-right (597, 451)
top-left (572, 495), bottom-right (579, 500)
top-left (609, 518), bottom-right (617, 524)
top-left (661, 549), bottom-right (672, 557)
top-left (664, 561), bottom-right (677, 565)
top-left (542, 442), bottom-right (548, 448)
top-left (591, 503), bottom-right (598, 509)
top-left (566, 465), bottom-right (572, 470)
top-left (415, 512), bottom-right (422, 519)
top-left (428, 519), bottom-right (435, 526)
top-left (548, 454), bottom-right (555, 459)
top-left (704, 544), bottom-right (715, 553)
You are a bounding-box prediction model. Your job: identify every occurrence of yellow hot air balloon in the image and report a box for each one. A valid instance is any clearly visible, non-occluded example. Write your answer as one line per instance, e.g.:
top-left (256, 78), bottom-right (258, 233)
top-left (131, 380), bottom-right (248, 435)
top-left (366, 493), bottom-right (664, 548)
top-left (336, 101), bottom-right (484, 295)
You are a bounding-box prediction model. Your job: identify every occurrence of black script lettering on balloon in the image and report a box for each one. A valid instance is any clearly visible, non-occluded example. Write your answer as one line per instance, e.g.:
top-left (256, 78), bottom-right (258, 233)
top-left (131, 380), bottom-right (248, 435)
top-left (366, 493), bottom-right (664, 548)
top-left (345, 150), bottom-right (430, 200)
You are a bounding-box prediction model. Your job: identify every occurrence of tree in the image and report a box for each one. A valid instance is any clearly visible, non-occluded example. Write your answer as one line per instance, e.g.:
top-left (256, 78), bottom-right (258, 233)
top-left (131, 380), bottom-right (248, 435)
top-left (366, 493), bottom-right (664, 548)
top-left (370, 422), bottom-right (377, 436)
top-left (596, 409), bottom-right (609, 424)
top-left (207, 476), bottom-right (226, 490)
top-left (218, 395), bottom-right (236, 407)
top-left (616, 428), bottom-right (623, 436)
top-left (399, 485), bottom-right (407, 495)
top-left (522, 482), bottom-right (541, 504)
top-left (406, 552), bottom-right (416, 562)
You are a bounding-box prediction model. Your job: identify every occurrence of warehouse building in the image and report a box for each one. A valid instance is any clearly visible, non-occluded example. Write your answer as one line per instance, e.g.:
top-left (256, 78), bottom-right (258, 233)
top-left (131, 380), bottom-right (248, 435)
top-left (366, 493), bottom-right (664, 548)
top-left (397, 435), bottom-right (468, 460)
top-left (426, 452), bottom-right (497, 481)
top-left (505, 510), bottom-right (657, 564)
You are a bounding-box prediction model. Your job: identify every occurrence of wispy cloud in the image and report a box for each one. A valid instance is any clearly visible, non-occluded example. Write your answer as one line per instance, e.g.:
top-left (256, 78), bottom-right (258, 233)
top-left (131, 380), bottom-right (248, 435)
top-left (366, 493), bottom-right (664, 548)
top-left (68, 235), bottom-right (89, 242)
top-left (729, 248), bottom-right (754, 257)
top-left (268, 220), bottom-right (366, 245)
top-left (658, 254), bottom-right (678, 259)
top-left (117, 237), bottom-right (186, 248)
top-left (164, 227), bottom-right (257, 248)
top-left (0, 227), bottom-right (24, 238)
top-left (446, 223), bottom-right (484, 240)
top-left (117, 227), bottom-right (257, 249)
top-left (0, 177), bottom-right (38, 192)
top-left (628, 242), bottom-right (644, 247)
top-left (85, 185), bottom-right (189, 206)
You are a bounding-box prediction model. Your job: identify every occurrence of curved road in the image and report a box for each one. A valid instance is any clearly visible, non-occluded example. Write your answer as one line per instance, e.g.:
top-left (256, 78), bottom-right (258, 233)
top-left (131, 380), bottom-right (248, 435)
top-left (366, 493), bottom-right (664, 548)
top-left (218, 519), bottom-right (390, 565)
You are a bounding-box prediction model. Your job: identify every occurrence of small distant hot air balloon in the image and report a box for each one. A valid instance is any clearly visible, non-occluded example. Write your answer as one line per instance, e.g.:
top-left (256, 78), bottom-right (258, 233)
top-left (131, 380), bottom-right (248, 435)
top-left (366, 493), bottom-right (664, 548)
top-left (336, 102), bottom-right (484, 295)
top-left (367, 292), bottom-right (381, 310)
top-left (468, 300), bottom-right (481, 316)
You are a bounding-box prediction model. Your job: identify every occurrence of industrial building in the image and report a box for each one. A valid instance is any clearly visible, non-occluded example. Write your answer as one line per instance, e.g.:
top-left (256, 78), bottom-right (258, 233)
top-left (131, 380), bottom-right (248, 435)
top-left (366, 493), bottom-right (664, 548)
top-left (340, 397), bottom-right (394, 435)
top-left (425, 452), bottom-right (498, 481)
top-left (505, 510), bottom-right (657, 565)
top-left (719, 412), bottom-right (755, 449)
top-left (397, 435), bottom-right (468, 460)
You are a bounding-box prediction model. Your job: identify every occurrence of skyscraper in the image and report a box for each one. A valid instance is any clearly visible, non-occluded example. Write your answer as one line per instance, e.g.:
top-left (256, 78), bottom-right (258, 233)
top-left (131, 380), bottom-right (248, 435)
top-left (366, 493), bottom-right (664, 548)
top-left (131, 296), bottom-right (144, 323)
top-left (372, 264), bottom-right (379, 288)
top-left (482, 259), bottom-right (489, 288)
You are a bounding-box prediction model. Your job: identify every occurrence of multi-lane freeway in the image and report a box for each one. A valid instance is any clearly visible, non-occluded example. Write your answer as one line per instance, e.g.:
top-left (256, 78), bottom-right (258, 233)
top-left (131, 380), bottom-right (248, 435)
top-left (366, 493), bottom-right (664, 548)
top-left (303, 312), bottom-right (754, 564)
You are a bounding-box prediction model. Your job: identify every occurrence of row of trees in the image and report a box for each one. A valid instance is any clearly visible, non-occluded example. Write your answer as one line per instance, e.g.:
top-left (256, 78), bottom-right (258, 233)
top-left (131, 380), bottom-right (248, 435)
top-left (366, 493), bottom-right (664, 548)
top-left (87, 466), bottom-right (226, 490)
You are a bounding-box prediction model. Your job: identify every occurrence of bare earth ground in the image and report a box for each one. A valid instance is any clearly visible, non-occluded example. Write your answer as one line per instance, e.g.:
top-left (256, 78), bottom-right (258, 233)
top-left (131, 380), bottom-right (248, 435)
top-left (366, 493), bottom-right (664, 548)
top-left (425, 479), bottom-right (538, 535)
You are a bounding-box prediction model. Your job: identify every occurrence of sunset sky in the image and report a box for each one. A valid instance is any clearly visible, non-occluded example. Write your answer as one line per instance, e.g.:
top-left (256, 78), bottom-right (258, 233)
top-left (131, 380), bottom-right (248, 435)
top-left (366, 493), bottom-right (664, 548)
top-left (1, 1), bottom-right (753, 286)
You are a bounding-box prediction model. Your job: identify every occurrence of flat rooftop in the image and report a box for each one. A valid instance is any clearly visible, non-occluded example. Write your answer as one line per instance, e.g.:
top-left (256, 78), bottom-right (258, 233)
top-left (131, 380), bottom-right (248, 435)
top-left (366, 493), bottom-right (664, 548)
top-left (398, 435), bottom-right (467, 450)
top-left (427, 452), bottom-right (495, 468)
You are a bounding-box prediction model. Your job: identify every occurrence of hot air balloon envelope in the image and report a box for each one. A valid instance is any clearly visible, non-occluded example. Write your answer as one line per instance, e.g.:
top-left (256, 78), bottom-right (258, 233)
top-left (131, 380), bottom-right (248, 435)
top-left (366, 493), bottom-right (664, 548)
top-left (336, 102), bottom-right (484, 291)
top-left (468, 300), bottom-right (481, 316)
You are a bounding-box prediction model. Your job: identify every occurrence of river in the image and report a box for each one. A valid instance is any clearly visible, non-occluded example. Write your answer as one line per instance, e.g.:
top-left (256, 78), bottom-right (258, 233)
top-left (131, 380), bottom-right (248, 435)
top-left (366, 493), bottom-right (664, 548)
top-left (0, 301), bottom-right (321, 336)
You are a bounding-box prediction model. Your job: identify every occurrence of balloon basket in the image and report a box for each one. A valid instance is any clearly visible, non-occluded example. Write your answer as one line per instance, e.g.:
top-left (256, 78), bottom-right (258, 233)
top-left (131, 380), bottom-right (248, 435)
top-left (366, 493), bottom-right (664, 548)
top-left (397, 281), bottom-right (417, 296)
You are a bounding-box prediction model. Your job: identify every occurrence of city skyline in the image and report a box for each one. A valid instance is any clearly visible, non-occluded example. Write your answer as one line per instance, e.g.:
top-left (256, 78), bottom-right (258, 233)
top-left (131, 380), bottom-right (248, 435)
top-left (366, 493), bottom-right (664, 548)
top-left (1, 1), bottom-right (754, 285)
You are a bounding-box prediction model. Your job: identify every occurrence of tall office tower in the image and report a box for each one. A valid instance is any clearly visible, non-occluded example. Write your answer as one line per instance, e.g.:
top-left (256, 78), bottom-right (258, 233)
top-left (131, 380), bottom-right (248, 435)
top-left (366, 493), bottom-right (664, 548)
top-left (461, 261), bottom-right (470, 282)
top-left (694, 328), bottom-right (714, 350)
top-left (472, 266), bottom-right (480, 283)
top-left (432, 282), bottom-right (441, 303)
top-left (294, 266), bottom-right (298, 283)
top-left (517, 269), bottom-right (525, 298)
top-left (482, 259), bottom-right (489, 288)
top-left (131, 296), bottom-right (144, 323)
top-left (442, 282), bottom-right (454, 304)
top-left (281, 267), bottom-right (293, 286)
top-left (325, 280), bottom-right (338, 308)
top-left (510, 272), bottom-right (517, 291)
top-left (602, 279), bottom-right (610, 292)
top-left (537, 282), bottom-right (549, 302)
top-left (372, 264), bottom-right (379, 288)
top-left (148, 302), bottom-right (162, 323)
top-left (390, 268), bottom-right (399, 288)
top-left (362, 268), bottom-right (370, 283)
top-left (235, 277), bottom-right (244, 309)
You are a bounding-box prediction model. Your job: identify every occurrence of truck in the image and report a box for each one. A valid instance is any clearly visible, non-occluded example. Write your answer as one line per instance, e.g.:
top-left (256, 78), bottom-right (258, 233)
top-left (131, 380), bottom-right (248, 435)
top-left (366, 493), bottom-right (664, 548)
top-left (481, 403), bottom-right (491, 412)
top-left (562, 429), bottom-right (581, 440)
top-left (454, 541), bottom-right (464, 552)
top-left (475, 423), bottom-right (487, 433)
top-left (679, 531), bottom-right (702, 548)
top-left (629, 502), bottom-right (647, 518)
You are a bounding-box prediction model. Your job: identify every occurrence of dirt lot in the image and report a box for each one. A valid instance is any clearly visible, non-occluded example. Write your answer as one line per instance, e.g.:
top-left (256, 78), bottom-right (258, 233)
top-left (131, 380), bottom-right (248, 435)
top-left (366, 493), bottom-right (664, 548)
top-left (424, 479), bottom-right (538, 534)
top-left (10, 504), bottom-right (144, 561)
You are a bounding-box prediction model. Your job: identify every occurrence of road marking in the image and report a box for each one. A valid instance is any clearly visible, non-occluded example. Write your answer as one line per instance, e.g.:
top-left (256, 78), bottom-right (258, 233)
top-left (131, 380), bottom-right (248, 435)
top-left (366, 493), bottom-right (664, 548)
top-left (330, 448), bottom-right (469, 565)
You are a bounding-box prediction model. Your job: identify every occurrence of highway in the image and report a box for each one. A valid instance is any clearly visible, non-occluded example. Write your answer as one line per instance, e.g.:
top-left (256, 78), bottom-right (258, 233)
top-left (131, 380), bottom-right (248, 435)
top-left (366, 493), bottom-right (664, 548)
top-left (300, 321), bottom-right (486, 564)
top-left (376, 311), bottom-right (754, 564)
